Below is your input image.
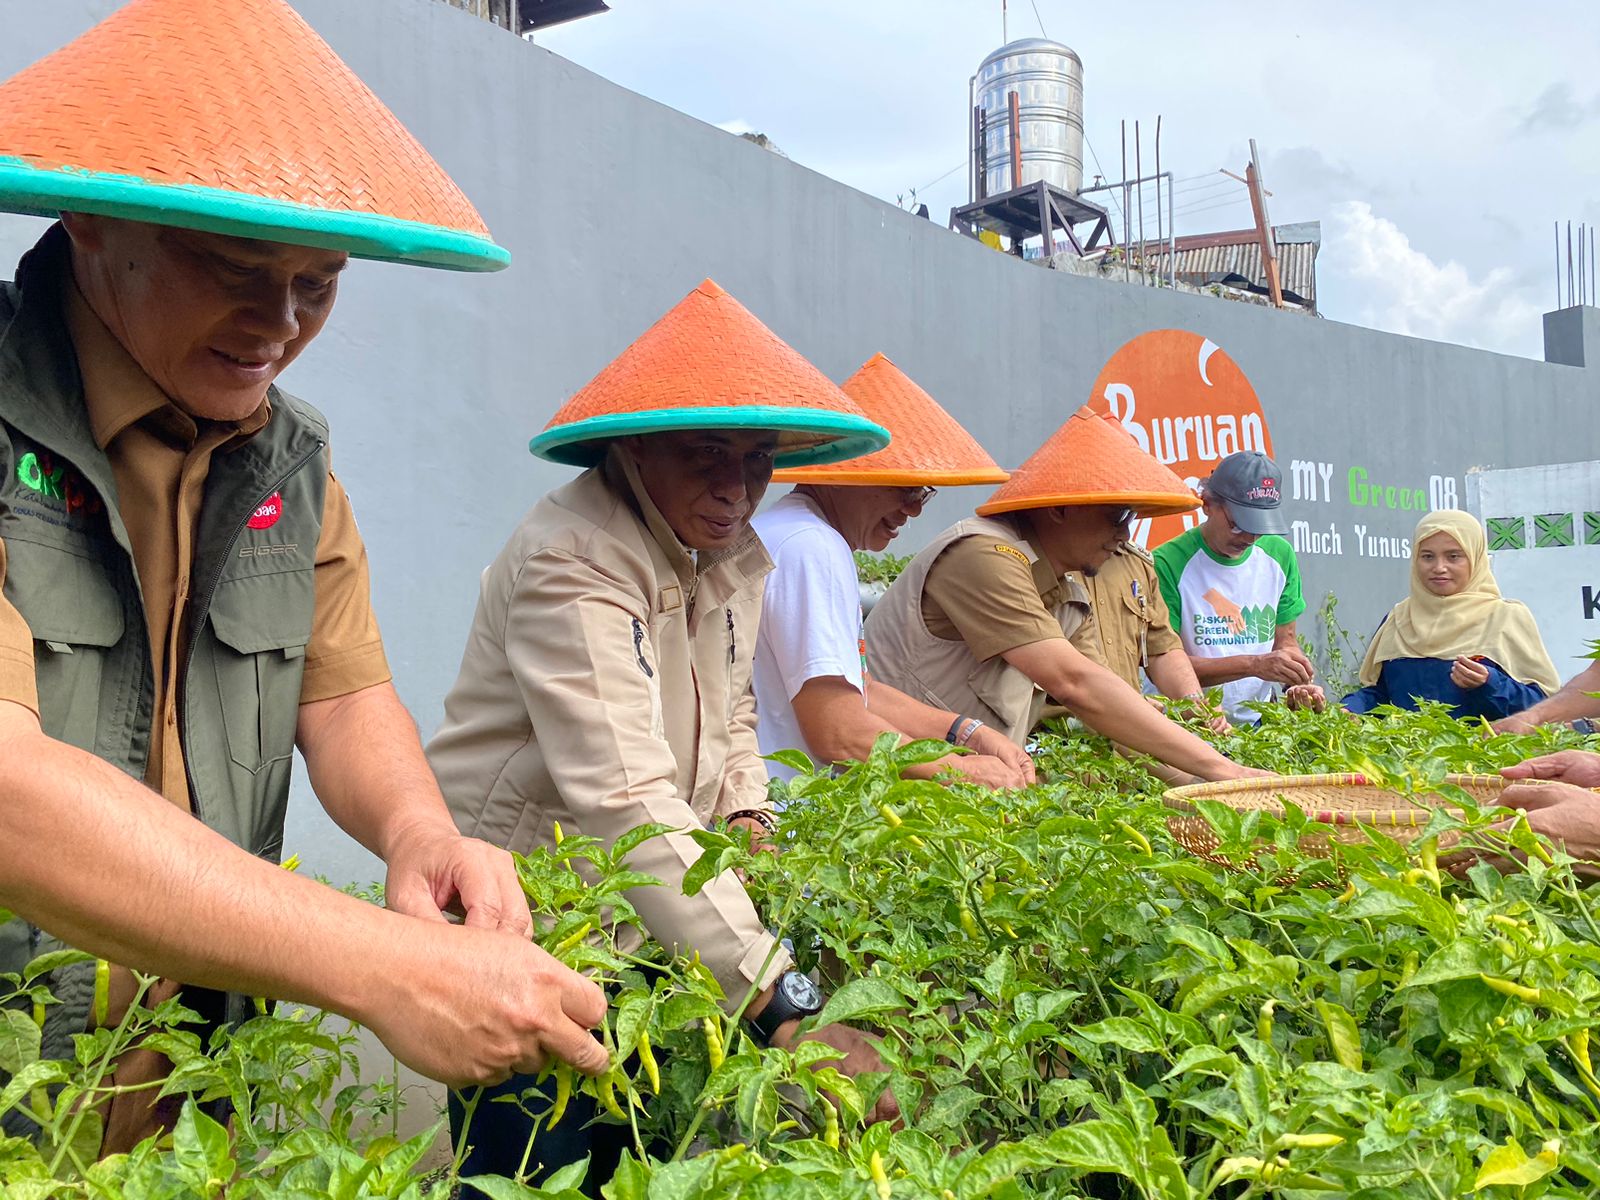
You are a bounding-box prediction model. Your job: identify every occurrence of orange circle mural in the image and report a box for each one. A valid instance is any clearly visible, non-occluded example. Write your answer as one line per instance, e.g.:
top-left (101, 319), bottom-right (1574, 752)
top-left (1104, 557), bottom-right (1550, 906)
top-left (1086, 329), bottom-right (1273, 549)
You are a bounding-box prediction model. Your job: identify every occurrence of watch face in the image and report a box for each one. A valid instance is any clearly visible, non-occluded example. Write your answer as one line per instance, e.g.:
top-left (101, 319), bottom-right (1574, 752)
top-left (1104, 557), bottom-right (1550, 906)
top-left (781, 971), bottom-right (823, 1012)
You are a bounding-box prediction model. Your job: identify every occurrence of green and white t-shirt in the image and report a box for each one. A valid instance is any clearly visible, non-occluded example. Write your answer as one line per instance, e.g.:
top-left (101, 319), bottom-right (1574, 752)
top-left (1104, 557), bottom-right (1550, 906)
top-left (1152, 525), bottom-right (1307, 721)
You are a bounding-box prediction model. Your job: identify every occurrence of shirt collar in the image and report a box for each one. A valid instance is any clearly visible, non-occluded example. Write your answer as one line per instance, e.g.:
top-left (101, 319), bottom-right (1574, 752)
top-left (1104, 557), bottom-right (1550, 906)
top-left (62, 275), bottom-right (270, 452)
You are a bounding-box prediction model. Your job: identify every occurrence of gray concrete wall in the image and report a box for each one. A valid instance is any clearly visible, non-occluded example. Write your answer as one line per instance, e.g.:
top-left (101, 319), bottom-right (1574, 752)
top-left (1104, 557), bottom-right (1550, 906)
top-left (4, 0), bottom-right (1598, 886)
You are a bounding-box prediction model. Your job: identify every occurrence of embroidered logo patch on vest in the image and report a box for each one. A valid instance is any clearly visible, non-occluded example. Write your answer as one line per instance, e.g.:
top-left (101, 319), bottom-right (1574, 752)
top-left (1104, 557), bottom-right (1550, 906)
top-left (248, 492), bottom-right (283, 530)
top-left (16, 450), bottom-right (102, 517)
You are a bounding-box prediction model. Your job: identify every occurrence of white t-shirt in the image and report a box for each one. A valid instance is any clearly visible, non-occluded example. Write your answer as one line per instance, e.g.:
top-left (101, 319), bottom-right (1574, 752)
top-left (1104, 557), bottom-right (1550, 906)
top-left (751, 492), bottom-right (866, 780)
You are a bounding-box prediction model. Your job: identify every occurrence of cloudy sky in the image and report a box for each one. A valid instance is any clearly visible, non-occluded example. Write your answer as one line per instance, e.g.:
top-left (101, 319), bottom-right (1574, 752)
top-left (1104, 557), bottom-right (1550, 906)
top-left (537, 0), bottom-right (1600, 360)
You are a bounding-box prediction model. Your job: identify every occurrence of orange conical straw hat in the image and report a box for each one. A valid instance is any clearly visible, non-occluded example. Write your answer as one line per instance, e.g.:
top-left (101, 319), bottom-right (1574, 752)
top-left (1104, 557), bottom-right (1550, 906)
top-left (770, 353), bottom-right (1008, 486)
top-left (976, 405), bottom-right (1200, 517)
top-left (530, 280), bottom-right (889, 468)
top-left (0, 0), bottom-right (506, 271)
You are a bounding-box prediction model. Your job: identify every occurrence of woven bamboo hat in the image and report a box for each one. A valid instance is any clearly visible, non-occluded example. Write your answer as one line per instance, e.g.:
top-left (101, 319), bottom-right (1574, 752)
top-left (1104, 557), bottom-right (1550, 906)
top-left (531, 280), bottom-right (890, 468)
top-left (976, 405), bottom-right (1201, 518)
top-left (0, 0), bottom-right (507, 271)
top-left (769, 353), bottom-right (1008, 486)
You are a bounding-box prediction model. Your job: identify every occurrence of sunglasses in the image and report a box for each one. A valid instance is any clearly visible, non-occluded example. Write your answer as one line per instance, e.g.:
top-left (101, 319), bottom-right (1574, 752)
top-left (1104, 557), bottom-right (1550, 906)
top-left (896, 486), bottom-right (937, 507)
top-left (1109, 507), bottom-right (1134, 528)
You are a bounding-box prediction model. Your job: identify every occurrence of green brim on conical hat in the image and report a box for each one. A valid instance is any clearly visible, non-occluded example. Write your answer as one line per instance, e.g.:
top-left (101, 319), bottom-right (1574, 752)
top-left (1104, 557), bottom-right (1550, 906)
top-left (529, 407), bottom-right (889, 469)
top-left (0, 160), bottom-right (509, 272)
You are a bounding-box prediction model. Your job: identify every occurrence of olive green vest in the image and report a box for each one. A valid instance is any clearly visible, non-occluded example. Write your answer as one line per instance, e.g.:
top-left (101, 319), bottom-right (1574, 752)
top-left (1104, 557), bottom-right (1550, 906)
top-left (0, 230), bottom-right (328, 1052)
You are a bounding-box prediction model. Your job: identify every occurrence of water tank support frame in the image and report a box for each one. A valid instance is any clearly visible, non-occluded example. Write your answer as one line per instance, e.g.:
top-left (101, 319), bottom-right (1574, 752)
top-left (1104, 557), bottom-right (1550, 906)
top-left (949, 179), bottom-right (1113, 258)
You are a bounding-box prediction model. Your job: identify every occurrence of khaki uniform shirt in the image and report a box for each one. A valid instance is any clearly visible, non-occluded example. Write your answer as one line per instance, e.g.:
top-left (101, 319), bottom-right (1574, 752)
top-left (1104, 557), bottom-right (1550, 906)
top-left (427, 450), bottom-right (790, 1004)
top-left (1071, 545), bottom-right (1183, 691)
top-left (866, 515), bottom-right (1091, 743)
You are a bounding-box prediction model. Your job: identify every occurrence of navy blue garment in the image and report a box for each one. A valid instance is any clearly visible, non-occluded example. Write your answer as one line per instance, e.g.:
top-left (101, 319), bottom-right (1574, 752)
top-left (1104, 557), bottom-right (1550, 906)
top-left (1342, 655), bottom-right (1546, 719)
top-left (449, 1071), bottom-right (639, 1200)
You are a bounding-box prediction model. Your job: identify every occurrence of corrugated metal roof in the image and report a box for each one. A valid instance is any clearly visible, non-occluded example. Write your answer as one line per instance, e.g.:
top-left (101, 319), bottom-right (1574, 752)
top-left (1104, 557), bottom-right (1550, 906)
top-left (1133, 223), bottom-right (1319, 308)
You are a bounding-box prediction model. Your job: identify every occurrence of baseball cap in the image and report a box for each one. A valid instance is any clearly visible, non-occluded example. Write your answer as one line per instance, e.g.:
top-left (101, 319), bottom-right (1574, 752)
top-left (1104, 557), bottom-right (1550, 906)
top-left (1204, 451), bottom-right (1287, 536)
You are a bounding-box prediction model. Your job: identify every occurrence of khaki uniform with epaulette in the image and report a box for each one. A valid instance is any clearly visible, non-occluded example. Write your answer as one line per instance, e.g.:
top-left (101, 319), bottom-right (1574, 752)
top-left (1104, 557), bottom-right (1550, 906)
top-left (1069, 543), bottom-right (1183, 691)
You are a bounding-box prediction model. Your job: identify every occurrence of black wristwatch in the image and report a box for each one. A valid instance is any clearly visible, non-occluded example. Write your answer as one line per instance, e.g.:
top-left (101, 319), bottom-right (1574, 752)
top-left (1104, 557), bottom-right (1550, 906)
top-left (1574, 718), bottom-right (1597, 735)
top-left (749, 970), bottom-right (824, 1045)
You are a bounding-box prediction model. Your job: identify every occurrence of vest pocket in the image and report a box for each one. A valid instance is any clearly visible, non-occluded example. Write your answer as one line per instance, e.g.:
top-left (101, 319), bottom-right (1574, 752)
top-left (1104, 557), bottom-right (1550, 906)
top-left (3, 540), bottom-right (124, 749)
top-left (207, 573), bottom-right (312, 773)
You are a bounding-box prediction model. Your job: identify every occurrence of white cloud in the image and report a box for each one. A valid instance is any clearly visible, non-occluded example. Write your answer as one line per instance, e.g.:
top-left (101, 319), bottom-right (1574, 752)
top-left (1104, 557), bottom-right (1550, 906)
top-left (1322, 201), bottom-right (1542, 358)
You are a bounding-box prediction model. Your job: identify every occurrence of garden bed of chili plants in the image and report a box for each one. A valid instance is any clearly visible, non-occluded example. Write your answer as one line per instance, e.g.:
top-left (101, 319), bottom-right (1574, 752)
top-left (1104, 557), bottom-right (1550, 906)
top-left (4, 704), bottom-right (1600, 1198)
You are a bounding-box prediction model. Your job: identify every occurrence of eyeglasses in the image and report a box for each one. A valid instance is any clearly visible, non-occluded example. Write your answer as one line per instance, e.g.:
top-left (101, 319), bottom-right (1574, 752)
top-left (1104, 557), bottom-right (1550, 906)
top-left (1109, 507), bottom-right (1134, 528)
top-left (896, 486), bottom-right (937, 507)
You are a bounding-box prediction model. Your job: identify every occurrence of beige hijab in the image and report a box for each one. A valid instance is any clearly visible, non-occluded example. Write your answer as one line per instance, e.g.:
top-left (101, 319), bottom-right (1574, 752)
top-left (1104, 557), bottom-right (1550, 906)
top-left (1357, 510), bottom-right (1560, 692)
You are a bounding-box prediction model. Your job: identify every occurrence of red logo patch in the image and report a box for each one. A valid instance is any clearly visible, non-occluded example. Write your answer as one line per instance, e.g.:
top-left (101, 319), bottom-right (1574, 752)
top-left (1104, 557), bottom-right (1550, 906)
top-left (248, 492), bottom-right (283, 530)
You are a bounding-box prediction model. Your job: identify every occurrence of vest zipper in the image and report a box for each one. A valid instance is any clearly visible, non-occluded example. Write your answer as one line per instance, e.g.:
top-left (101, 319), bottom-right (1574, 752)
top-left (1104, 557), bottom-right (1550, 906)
top-left (179, 439), bottom-right (326, 826)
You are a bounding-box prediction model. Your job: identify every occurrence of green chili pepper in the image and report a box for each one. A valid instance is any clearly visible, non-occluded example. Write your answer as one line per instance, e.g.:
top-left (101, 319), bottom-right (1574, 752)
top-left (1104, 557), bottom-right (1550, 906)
top-left (92, 958), bottom-right (110, 1027)
top-left (1115, 820), bottom-right (1152, 856)
top-left (959, 903), bottom-right (979, 939)
top-left (551, 921), bottom-right (593, 958)
top-left (703, 1017), bottom-right (725, 1072)
top-left (596, 1067), bottom-right (626, 1119)
top-left (638, 1030), bottom-right (661, 1095)
top-left (869, 1150), bottom-right (892, 1200)
top-left (821, 1099), bottom-right (839, 1149)
top-left (1479, 973), bottom-right (1542, 1002)
top-left (548, 1064), bottom-right (573, 1128)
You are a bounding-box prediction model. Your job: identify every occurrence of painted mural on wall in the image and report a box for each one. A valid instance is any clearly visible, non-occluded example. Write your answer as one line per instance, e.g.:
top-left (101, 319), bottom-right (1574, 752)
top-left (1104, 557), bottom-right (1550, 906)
top-left (1089, 329), bottom-right (1272, 549)
top-left (1086, 328), bottom-right (1463, 576)
top-left (1472, 460), bottom-right (1600, 676)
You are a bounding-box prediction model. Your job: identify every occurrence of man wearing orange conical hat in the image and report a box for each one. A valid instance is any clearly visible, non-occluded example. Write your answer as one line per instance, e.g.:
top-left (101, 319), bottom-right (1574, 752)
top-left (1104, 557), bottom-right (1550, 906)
top-left (1061, 415), bottom-right (1228, 733)
top-left (865, 406), bottom-right (1265, 783)
top-left (0, 0), bottom-right (611, 1153)
top-left (752, 353), bottom-right (1034, 787)
top-left (427, 280), bottom-right (898, 1189)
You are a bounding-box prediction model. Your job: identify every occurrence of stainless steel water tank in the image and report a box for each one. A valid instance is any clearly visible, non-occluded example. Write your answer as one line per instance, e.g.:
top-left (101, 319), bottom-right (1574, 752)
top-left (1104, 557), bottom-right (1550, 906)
top-left (977, 38), bottom-right (1084, 196)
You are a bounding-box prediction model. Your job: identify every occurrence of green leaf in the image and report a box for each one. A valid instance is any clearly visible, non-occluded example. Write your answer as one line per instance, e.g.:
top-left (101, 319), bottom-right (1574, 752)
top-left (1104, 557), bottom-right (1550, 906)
top-left (613, 994), bottom-right (652, 1060)
top-left (0, 1059), bottom-right (70, 1120)
top-left (921, 1084), bottom-right (981, 1133)
top-left (815, 977), bottom-right (903, 1026)
top-left (660, 993), bottom-right (723, 1030)
top-left (1037, 1120), bottom-right (1140, 1174)
top-left (1405, 938), bottom-right (1499, 989)
top-left (1315, 1000), bottom-right (1363, 1072)
top-left (0, 1009), bottom-right (41, 1075)
top-left (171, 1101), bottom-right (234, 1189)
top-left (21, 948), bottom-right (94, 983)
top-left (763, 749), bottom-right (816, 774)
top-left (1161, 1045), bottom-right (1238, 1081)
top-left (544, 1156), bottom-right (594, 1192)
top-left (610, 822), bottom-right (675, 862)
top-left (1071, 1018), bottom-right (1164, 1055)
top-left (602, 1151), bottom-right (653, 1200)
top-left (1474, 1137), bottom-right (1560, 1188)
top-left (681, 844), bottom-right (742, 897)
top-left (463, 1176), bottom-right (579, 1199)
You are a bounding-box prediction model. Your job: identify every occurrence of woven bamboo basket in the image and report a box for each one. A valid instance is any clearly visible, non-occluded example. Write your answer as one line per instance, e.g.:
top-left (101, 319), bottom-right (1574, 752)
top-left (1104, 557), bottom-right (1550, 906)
top-left (1162, 772), bottom-right (1511, 866)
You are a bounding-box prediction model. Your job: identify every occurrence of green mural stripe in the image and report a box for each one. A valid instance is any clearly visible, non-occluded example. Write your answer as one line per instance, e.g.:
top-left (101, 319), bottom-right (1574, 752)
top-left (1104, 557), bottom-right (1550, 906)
top-left (1586, 512), bottom-right (1600, 546)
top-left (1487, 516), bottom-right (1526, 550)
top-left (1534, 512), bottom-right (1574, 548)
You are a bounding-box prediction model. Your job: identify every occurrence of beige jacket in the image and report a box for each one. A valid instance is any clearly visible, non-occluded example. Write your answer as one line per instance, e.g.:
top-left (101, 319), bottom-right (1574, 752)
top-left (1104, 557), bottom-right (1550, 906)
top-left (865, 515), bottom-right (1089, 743)
top-left (427, 451), bottom-right (789, 1003)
